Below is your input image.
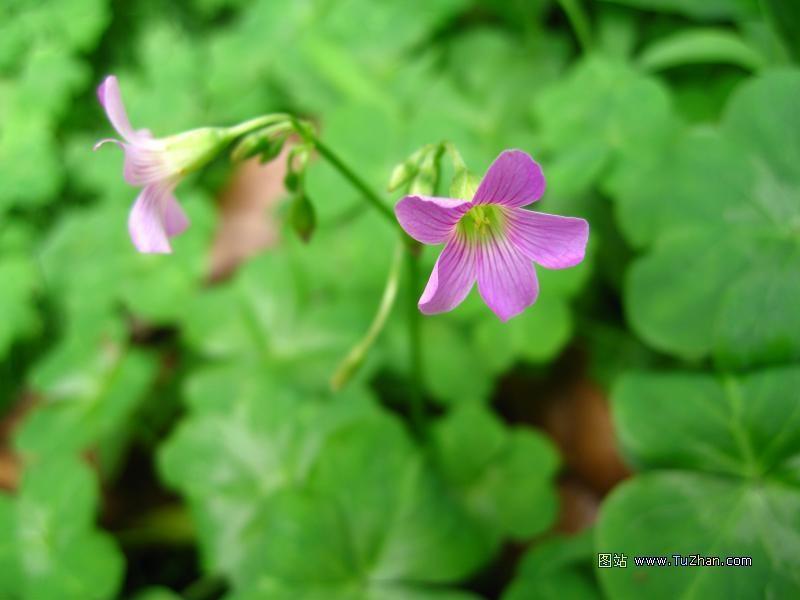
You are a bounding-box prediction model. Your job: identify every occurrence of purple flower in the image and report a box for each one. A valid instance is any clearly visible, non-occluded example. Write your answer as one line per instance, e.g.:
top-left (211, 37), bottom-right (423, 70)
top-left (395, 150), bottom-right (589, 321)
top-left (94, 75), bottom-right (227, 253)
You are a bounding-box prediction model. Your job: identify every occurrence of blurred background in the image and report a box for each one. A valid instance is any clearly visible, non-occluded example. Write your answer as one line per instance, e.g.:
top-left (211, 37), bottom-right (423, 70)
top-left (1, 0), bottom-right (799, 599)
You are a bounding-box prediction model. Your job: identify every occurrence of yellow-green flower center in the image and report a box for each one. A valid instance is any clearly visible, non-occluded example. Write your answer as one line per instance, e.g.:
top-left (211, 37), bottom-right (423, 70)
top-left (458, 204), bottom-right (505, 242)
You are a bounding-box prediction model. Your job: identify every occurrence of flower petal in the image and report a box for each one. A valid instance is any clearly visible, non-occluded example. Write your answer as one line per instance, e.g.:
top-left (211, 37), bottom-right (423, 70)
top-left (476, 235), bottom-right (539, 321)
top-left (473, 149), bottom-right (545, 208)
top-left (507, 209), bottom-right (589, 269)
top-left (122, 143), bottom-right (172, 186)
top-left (395, 195), bottom-right (472, 244)
top-left (419, 234), bottom-right (477, 315)
top-left (128, 183), bottom-right (175, 254)
top-left (164, 194), bottom-right (190, 237)
top-left (97, 75), bottom-right (137, 141)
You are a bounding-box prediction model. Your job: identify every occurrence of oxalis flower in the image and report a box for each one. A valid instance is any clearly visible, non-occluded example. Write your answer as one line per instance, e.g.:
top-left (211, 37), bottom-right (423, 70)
top-left (94, 75), bottom-right (230, 253)
top-left (396, 150), bottom-right (589, 321)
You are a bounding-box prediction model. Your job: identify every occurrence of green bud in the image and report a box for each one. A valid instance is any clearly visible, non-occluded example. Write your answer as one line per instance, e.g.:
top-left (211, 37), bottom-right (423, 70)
top-left (409, 147), bottom-right (442, 196)
top-left (449, 169), bottom-right (480, 200)
top-left (231, 133), bottom-right (286, 163)
top-left (289, 193), bottom-right (316, 243)
top-left (284, 171), bottom-right (302, 193)
top-left (387, 161), bottom-right (417, 192)
top-left (230, 122), bottom-right (292, 163)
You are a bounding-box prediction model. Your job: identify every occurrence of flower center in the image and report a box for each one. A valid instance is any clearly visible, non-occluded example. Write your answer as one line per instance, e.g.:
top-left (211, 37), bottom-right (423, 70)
top-left (458, 204), bottom-right (505, 242)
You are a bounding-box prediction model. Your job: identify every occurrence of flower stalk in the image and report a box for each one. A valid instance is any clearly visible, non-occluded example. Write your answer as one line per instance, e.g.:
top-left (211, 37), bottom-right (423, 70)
top-left (330, 240), bottom-right (403, 391)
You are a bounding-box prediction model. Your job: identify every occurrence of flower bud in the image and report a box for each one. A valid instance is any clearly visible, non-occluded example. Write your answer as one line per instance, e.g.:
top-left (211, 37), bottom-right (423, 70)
top-left (289, 193), bottom-right (316, 243)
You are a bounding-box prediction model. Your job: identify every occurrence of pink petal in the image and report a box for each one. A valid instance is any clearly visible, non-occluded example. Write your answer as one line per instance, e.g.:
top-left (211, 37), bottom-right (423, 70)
top-left (122, 143), bottom-right (172, 186)
top-left (97, 75), bottom-right (137, 141)
top-left (507, 209), bottom-right (588, 269)
top-left (164, 194), bottom-right (190, 236)
top-left (395, 195), bottom-right (472, 244)
top-left (128, 183), bottom-right (175, 254)
top-left (419, 234), bottom-right (477, 315)
top-left (473, 150), bottom-right (545, 208)
top-left (476, 235), bottom-right (539, 321)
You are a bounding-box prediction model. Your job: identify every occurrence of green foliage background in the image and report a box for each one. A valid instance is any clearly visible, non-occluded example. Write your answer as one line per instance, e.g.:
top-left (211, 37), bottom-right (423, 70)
top-left (1, 0), bottom-right (799, 598)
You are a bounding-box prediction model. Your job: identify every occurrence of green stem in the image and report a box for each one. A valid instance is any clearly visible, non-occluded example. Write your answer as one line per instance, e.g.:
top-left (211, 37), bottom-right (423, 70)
top-left (557, 0), bottom-right (592, 53)
top-left (290, 118), bottom-right (400, 231)
top-left (227, 113), bottom-right (291, 138)
top-left (406, 250), bottom-right (427, 440)
top-left (291, 117), bottom-right (427, 436)
top-left (331, 240), bottom-right (403, 391)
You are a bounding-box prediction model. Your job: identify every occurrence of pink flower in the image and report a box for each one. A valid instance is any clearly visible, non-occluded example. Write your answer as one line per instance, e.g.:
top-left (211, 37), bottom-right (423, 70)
top-left (395, 150), bottom-right (589, 321)
top-left (94, 75), bottom-right (227, 253)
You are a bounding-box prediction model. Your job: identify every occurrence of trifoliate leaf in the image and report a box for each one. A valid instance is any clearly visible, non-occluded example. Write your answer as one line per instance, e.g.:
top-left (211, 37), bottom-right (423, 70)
top-left (0, 457), bottom-right (124, 600)
top-left (618, 70), bottom-right (800, 367)
top-left (433, 404), bottom-right (560, 541)
top-left (598, 367), bottom-right (800, 599)
top-left (502, 530), bottom-right (602, 600)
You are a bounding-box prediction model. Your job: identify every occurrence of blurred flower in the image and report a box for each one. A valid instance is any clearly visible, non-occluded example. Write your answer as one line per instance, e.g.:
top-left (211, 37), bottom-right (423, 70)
top-left (395, 150), bottom-right (588, 321)
top-left (94, 75), bottom-right (229, 253)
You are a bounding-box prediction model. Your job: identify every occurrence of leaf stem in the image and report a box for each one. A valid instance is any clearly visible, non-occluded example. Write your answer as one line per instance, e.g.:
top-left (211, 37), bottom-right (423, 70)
top-left (557, 0), bottom-right (592, 53)
top-left (289, 118), bottom-right (401, 232)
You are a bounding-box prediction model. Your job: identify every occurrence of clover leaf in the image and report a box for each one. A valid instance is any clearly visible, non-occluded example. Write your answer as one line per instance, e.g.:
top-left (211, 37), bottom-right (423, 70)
top-left (617, 70), bottom-right (800, 367)
top-left (16, 318), bottom-right (158, 476)
top-left (39, 193), bottom-right (214, 325)
top-left (533, 55), bottom-right (678, 199)
top-left (502, 530), bottom-right (602, 600)
top-left (598, 0), bottom-right (759, 21)
top-left (0, 457), bottom-right (124, 600)
top-left (160, 370), bottom-right (560, 598)
top-left (0, 255), bottom-right (41, 359)
top-left (230, 414), bottom-right (488, 598)
top-left (598, 367), bottom-right (800, 599)
top-left (432, 404), bottom-right (560, 542)
top-left (158, 366), bottom-right (382, 578)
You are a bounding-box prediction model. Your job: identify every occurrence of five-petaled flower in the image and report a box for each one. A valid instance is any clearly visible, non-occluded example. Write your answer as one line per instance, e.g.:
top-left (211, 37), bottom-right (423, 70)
top-left (94, 75), bottom-right (228, 253)
top-left (395, 150), bottom-right (589, 321)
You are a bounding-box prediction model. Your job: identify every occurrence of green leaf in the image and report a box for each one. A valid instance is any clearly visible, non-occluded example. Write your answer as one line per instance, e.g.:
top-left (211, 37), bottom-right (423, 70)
top-left (158, 366), bottom-right (381, 577)
top-left (160, 368), bottom-right (556, 597)
top-left (763, 0), bottom-right (800, 62)
top-left (131, 588), bottom-right (183, 600)
top-left (179, 243), bottom-right (375, 390)
top-left (534, 55), bottom-right (678, 198)
top-left (502, 530), bottom-right (602, 600)
top-left (638, 28), bottom-right (765, 72)
top-left (618, 70), bottom-right (800, 366)
top-left (17, 322), bottom-right (158, 475)
top-left (232, 413), bottom-right (489, 598)
top-left (598, 367), bottom-right (800, 599)
top-left (0, 255), bottom-right (41, 358)
top-left (433, 405), bottom-right (560, 541)
top-left (0, 457), bottom-right (124, 600)
top-left (39, 192), bottom-right (214, 325)
top-left (599, 0), bottom-right (759, 21)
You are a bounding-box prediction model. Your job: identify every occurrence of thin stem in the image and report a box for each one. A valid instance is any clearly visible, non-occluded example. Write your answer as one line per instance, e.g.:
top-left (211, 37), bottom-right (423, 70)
top-left (331, 240), bottom-right (403, 391)
top-left (290, 116), bottom-right (428, 437)
top-left (290, 118), bottom-right (400, 231)
top-left (406, 249), bottom-right (427, 440)
top-left (557, 0), bottom-right (592, 53)
top-left (227, 113), bottom-right (291, 138)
